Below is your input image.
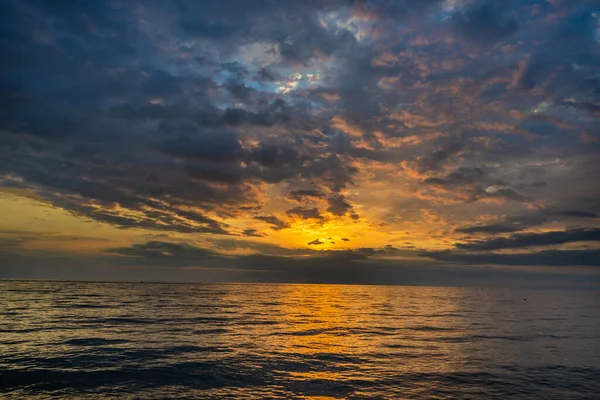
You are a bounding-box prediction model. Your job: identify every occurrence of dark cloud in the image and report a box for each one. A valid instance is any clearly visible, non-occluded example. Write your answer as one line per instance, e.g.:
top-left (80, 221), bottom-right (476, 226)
top-left (545, 209), bottom-right (599, 219)
top-left (488, 188), bottom-right (532, 203)
top-left (242, 229), bottom-right (265, 237)
top-left (456, 228), bottom-right (600, 251)
top-left (326, 195), bottom-right (354, 216)
top-left (422, 166), bottom-right (531, 203)
top-left (247, 141), bottom-right (303, 171)
top-left (0, 0), bottom-right (356, 235)
top-left (287, 189), bottom-right (326, 202)
top-left (223, 79), bottom-right (254, 101)
top-left (517, 4), bottom-right (600, 96)
top-left (174, 0), bottom-right (362, 66)
top-left (308, 239), bottom-right (325, 245)
top-left (254, 216), bottom-right (290, 230)
top-left (160, 130), bottom-right (242, 164)
top-left (456, 214), bottom-right (547, 235)
top-left (413, 140), bottom-right (466, 173)
top-left (516, 181), bottom-right (546, 189)
top-left (457, 224), bottom-right (526, 235)
top-left (107, 241), bottom-right (600, 273)
top-left (2, 238), bottom-right (600, 285)
top-left (0, 167), bottom-right (234, 235)
top-left (300, 155), bottom-right (358, 193)
top-left (286, 207), bottom-right (325, 221)
top-left (423, 167), bottom-right (497, 186)
top-left (451, 2), bottom-right (519, 45)
top-left (109, 241), bottom-right (217, 261)
top-left (253, 68), bottom-right (278, 82)
top-left (425, 249), bottom-right (600, 267)
top-left (121, 101), bottom-right (296, 130)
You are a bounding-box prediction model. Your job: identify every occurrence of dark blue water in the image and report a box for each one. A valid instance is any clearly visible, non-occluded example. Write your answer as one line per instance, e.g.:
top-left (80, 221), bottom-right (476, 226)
top-left (1, 281), bottom-right (599, 399)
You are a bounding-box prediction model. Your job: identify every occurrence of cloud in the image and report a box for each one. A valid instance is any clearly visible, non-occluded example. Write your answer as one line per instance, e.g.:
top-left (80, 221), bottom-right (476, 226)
top-left (286, 207), bottom-right (325, 221)
top-left (456, 214), bottom-right (547, 235)
top-left (421, 166), bottom-right (531, 203)
top-left (425, 249), bottom-right (600, 267)
top-left (451, 2), bottom-right (519, 45)
top-left (1, 0), bottom-right (599, 283)
top-left (287, 189), bottom-right (326, 202)
top-left (2, 237), bottom-right (600, 285)
top-left (109, 240), bottom-right (600, 274)
top-left (0, 234), bottom-right (39, 249)
top-left (326, 194), bottom-right (356, 217)
top-left (423, 167), bottom-right (498, 186)
top-left (109, 241), bottom-right (217, 261)
top-left (457, 224), bottom-right (527, 235)
top-left (456, 228), bottom-right (600, 251)
top-left (160, 129), bottom-right (243, 164)
top-left (545, 209), bottom-right (599, 219)
top-left (254, 215), bottom-right (290, 230)
top-left (242, 229), bottom-right (265, 237)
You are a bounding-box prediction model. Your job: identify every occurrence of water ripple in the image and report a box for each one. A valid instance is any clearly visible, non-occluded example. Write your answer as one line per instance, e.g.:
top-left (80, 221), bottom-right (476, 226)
top-left (1, 281), bottom-right (599, 399)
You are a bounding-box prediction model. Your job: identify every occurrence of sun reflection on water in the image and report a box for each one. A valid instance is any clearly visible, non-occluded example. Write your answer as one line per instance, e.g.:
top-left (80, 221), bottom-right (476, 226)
top-left (3, 282), bottom-right (598, 399)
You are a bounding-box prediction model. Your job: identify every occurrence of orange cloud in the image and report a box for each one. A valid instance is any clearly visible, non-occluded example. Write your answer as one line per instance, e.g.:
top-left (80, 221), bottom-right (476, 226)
top-left (331, 116), bottom-right (364, 138)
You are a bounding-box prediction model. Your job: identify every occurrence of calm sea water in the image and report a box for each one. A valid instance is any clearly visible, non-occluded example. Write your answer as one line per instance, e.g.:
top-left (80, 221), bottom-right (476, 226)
top-left (1, 281), bottom-right (599, 399)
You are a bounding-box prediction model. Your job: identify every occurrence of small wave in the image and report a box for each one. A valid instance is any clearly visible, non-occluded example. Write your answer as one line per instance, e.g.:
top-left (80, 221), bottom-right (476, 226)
top-left (384, 343), bottom-right (422, 349)
top-left (61, 338), bottom-right (129, 346)
top-left (313, 353), bottom-right (360, 363)
top-left (193, 328), bottom-right (229, 334)
top-left (3, 289), bottom-right (58, 293)
top-left (470, 334), bottom-right (560, 342)
top-left (96, 317), bottom-right (155, 325)
top-left (235, 320), bottom-right (280, 326)
top-left (404, 326), bottom-right (458, 332)
top-left (167, 345), bottom-right (232, 354)
top-left (187, 316), bottom-right (232, 323)
top-left (347, 327), bottom-right (397, 336)
top-left (0, 326), bottom-right (79, 334)
top-left (274, 328), bottom-right (343, 336)
top-left (53, 304), bottom-right (111, 309)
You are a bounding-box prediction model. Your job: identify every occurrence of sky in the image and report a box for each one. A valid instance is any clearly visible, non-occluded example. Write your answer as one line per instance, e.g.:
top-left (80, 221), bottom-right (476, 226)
top-left (1, 0), bottom-right (600, 285)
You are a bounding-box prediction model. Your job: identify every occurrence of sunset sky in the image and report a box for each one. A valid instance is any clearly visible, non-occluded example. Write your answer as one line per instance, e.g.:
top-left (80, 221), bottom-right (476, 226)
top-left (1, 0), bottom-right (599, 284)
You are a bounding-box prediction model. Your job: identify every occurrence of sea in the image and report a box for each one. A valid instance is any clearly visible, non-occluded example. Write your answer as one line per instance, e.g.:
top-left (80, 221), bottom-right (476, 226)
top-left (1, 280), bottom-right (599, 399)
